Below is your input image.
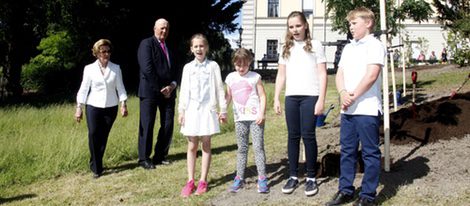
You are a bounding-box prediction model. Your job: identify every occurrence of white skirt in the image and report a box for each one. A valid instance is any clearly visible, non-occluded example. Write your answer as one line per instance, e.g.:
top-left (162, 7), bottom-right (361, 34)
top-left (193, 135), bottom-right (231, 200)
top-left (180, 99), bottom-right (220, 136)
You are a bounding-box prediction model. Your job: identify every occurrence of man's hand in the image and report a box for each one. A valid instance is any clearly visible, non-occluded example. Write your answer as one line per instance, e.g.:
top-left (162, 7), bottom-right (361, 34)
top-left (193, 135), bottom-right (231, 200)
top-left (160, 84), bottom-right (175, 98)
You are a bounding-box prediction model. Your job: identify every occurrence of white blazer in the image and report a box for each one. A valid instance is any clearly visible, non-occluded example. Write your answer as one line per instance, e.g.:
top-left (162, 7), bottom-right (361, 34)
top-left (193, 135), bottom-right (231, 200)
top-left (76, 60), bottom-right (127, 108)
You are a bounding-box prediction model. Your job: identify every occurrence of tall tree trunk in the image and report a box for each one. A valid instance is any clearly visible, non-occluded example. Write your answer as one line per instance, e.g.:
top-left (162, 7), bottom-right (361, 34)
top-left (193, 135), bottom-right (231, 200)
top-left (4, 3), bottom-right (32, 98)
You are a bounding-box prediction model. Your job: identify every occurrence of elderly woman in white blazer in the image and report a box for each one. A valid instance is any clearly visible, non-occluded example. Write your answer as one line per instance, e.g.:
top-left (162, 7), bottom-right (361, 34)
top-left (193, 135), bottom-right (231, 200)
top-left (75, 39), bottom-right (128, 178)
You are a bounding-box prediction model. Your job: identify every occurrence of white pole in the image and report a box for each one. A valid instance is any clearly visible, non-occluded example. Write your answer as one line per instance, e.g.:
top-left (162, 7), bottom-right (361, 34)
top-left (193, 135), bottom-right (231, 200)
top-left (402, 43), bottom-right (407, 96)
top-left (324, 0), bottom-right (327, 45)
top-left (380, 0), bottom-right (391, 172)
top-left (397, 0), bottom-right (406, 97)
top-left (390, 50), bottom-right (398, 111)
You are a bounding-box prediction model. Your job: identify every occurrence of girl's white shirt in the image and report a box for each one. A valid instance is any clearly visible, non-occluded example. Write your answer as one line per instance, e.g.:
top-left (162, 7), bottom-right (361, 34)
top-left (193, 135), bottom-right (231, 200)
top-left (178, 58), bottom-right (227, 114)
top-left (278, 39), bottom-right (326, 96)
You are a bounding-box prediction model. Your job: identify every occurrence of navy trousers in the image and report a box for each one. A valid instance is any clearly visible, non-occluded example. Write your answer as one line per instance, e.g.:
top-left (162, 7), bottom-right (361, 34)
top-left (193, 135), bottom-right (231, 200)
top-left (86, 105), bottom-right (117, 174)
top-left (339, 113), bottom-right (381, 201)
top-left (138, 96), bottom-right (175, 163)
top-left (285, 96), bottom-right (319, 178)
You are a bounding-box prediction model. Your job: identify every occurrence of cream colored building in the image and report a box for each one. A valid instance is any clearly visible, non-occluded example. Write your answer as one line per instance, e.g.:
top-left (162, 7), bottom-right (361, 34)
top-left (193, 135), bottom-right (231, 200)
top-left (239, 0), bottom-right (448, 69)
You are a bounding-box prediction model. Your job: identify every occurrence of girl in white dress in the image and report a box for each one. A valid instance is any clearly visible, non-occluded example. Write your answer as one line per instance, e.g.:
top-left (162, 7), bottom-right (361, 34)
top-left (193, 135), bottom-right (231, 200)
top-left (178, 33), bottom-right (227, 197)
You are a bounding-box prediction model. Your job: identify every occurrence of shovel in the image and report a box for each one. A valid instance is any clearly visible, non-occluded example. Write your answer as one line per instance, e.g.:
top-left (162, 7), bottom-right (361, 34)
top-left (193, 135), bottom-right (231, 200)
top-left (316, 104), bottom-right (335, 127)
top-left (449, 72), bottom-right (470, 99)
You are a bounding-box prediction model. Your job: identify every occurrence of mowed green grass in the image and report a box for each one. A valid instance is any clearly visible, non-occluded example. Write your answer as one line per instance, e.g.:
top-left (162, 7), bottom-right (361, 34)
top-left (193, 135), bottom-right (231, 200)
top-left (0, 65), bottom-right (468, 205)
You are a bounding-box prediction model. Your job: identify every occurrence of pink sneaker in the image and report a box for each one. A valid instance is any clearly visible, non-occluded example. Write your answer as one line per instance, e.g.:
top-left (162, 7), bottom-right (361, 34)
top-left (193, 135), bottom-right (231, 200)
top-left (195, 180), bottom-right (208, 195)
top-left (181, 179), bottom-right (195, 197)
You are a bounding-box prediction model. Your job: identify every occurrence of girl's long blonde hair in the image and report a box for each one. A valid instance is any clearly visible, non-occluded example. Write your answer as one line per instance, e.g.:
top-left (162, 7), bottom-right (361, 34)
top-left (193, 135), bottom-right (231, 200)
top-left (282, 11), bottom-right (313, 59)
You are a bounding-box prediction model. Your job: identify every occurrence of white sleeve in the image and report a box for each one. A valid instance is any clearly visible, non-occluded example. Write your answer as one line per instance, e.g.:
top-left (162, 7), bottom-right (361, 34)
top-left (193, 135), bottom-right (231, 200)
top-left (213, 63), bottom-right (227, 113)
top-left (76, 66), bottom-right (91, 104)
top-left (178, 65), bottom-right (190, 113)
top-left (115, 65), bottom-right (128, 102)
top-left (313, 40), bottom-right (327, 63)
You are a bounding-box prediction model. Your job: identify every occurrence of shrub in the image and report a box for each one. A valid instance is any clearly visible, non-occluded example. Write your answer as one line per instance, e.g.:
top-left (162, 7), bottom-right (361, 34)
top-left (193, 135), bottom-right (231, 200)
top-left (446, 31), bottom-right (469, 67)
top-left (21, 31), bottom-right (75, 92)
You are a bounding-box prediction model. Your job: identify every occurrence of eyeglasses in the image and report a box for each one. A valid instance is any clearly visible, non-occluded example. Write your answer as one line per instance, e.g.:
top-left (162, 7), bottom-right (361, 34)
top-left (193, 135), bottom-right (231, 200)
top-left (99, 50), bottom-right (111, 54)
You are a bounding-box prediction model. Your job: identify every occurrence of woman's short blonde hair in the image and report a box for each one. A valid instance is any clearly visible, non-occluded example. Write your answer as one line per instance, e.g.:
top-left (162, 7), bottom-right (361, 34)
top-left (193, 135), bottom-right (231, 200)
top-left (92, 39), bottom-right (112, 57)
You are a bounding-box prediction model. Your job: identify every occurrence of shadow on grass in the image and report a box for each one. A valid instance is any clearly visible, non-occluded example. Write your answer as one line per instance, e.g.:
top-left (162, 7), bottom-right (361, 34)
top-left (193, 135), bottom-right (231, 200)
top-left (0, 194), bottom-right (37, 204)
top-left (166, 143), bottom-right (239, 164)
top-left (104, 144), bottom-right (239, 175)
top-left (376, 143), bottom-right (430, 204)
top-left (0, 91), bottom-right (76, 109)
top-left (208, 157), bottom-right (333, 189)
top-left (209, 158), bottom-right (289, 189)
top-left (105, 162), bottom-right (140, 175)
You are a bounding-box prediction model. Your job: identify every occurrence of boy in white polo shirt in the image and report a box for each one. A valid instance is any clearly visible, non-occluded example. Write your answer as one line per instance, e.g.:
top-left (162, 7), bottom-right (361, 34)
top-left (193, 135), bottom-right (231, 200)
top-left (325, 7), bottom-right (385, 206)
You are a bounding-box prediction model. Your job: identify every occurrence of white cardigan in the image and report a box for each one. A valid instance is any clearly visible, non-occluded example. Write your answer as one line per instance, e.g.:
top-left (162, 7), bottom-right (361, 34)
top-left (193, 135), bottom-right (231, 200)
top-left (76, 60), bottom-right (127, 108)
top-left (178, 59), bottom-right (227, 114)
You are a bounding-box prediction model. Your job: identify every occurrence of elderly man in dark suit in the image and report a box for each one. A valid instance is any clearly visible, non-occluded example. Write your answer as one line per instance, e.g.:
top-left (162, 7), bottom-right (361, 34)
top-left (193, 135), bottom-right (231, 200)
top-left (137, 18), bottom-right (178, 169)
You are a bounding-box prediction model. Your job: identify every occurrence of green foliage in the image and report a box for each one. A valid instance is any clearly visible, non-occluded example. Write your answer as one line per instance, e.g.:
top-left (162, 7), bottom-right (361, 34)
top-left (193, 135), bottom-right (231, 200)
top-left (324, 0), bottom-right (432, 37)
top-left (433, 0), bottom-right (470, 38)
top-left (398, 0), bottom-right (433, 22)
top-left (21, 30), bottom-right (75, 92)
top-left (2, 0), bottom-right (243, 98)
top-left (415, 37), bottom-right (430, 56)
top-left (446, 31), bottom-right (470, 66)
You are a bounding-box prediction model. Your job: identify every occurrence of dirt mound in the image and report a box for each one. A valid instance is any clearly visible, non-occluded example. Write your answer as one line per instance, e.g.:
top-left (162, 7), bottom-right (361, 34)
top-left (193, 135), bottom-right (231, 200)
top-left (386, 91), bottom-right (470, 145)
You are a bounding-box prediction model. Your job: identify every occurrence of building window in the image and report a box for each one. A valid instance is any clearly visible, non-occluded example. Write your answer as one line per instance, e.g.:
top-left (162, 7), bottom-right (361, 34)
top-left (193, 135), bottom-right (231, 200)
top-left (268, 0), bottom-right (279, 17)
top-left (302, 0), bottom-right (313, 17)
top-left (267, 40), bottom-right (278, 59)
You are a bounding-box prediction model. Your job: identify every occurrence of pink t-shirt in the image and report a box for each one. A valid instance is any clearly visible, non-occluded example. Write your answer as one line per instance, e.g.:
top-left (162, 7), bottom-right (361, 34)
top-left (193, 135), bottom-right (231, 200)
top-left (225, 71), bottom-right (261, 121)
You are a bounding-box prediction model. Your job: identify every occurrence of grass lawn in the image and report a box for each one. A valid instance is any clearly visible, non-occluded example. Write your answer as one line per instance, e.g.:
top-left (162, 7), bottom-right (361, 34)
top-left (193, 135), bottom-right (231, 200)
top-left (1, 65), bottom-right (469, 205)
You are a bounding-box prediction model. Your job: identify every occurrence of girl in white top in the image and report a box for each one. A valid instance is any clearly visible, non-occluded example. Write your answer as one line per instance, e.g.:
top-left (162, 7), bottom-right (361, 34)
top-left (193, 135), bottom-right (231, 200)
top-left (274, 11), bottom-right (327, 196)
top-left (178, 33), bottom-right (227, 197)
top-left (75, 39), bottom-right (128, 178)
top-left (225, 48), bottom-right (268, 193)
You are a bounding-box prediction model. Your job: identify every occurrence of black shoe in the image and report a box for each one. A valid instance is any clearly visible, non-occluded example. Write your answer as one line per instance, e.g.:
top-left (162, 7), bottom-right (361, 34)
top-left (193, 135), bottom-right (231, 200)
top-left (92, 172), bottom-right (101, 179)
top-left (153, 159), bottom-right (171, 165)
top-left (139, 160), bottom-right (155, 170)
top-left (304, 179), bottom-right (319, 196)
top-left (352, 197), bottom-right (376, 206)
top-left (325, 191), bottom-right (354, 206)
top-left (281, 178), bottom-right (299, 194)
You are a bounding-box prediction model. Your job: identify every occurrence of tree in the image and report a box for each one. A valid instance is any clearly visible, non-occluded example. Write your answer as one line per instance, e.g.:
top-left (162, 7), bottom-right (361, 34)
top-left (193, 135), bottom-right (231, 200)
top-left (0, 0), bottom-right (243, 99)
top-left (433, 0), bottom-right (469, 66)
top-left (0, 0), bottom-right (48, 98)
top-left (324, 0), bottom-right (433, 38)
top-left (433, 0), bottom-right (470, 38)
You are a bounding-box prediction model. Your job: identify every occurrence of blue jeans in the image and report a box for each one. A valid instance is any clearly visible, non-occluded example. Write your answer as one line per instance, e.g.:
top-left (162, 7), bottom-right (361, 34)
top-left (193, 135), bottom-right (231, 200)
top-left (285, 96), bottom-right (318, 178)
top-left (339, 113), bottom-right (381, 200)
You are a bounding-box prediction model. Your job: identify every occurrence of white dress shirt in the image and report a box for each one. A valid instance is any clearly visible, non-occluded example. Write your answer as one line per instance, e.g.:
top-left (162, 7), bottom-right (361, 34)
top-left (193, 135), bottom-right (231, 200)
top-left (339, 34), bottom-right (385, 115)
top-left (76, 60), bottom-right (127, 108)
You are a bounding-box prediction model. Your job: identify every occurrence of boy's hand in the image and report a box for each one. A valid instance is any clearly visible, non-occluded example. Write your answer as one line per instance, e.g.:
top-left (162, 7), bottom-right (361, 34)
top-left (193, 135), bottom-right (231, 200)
top-left (340, 91), bottom-right (355, 109)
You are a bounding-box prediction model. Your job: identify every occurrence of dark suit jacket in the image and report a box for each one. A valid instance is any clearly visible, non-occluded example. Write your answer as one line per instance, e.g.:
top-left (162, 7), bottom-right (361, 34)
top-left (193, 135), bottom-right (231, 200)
top-left (137, 36), bottom-right (178, 99)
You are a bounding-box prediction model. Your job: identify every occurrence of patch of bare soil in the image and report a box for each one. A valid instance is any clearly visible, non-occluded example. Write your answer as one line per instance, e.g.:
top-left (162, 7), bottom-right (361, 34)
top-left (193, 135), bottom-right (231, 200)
top-left (388, 91), bottom-right (470, 145)
top-left (210, 65), bottom-right (470, 205)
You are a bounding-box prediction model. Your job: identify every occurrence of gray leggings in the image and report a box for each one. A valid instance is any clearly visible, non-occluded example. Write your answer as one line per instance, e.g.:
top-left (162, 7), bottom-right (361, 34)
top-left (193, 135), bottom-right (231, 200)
top-left (235, 121), bottom-right (266, 179)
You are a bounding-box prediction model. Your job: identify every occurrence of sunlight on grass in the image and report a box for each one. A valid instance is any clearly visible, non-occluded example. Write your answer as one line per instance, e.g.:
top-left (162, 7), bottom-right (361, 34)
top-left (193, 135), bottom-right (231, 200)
top-left (1, 66), bottom-right (468, 205)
